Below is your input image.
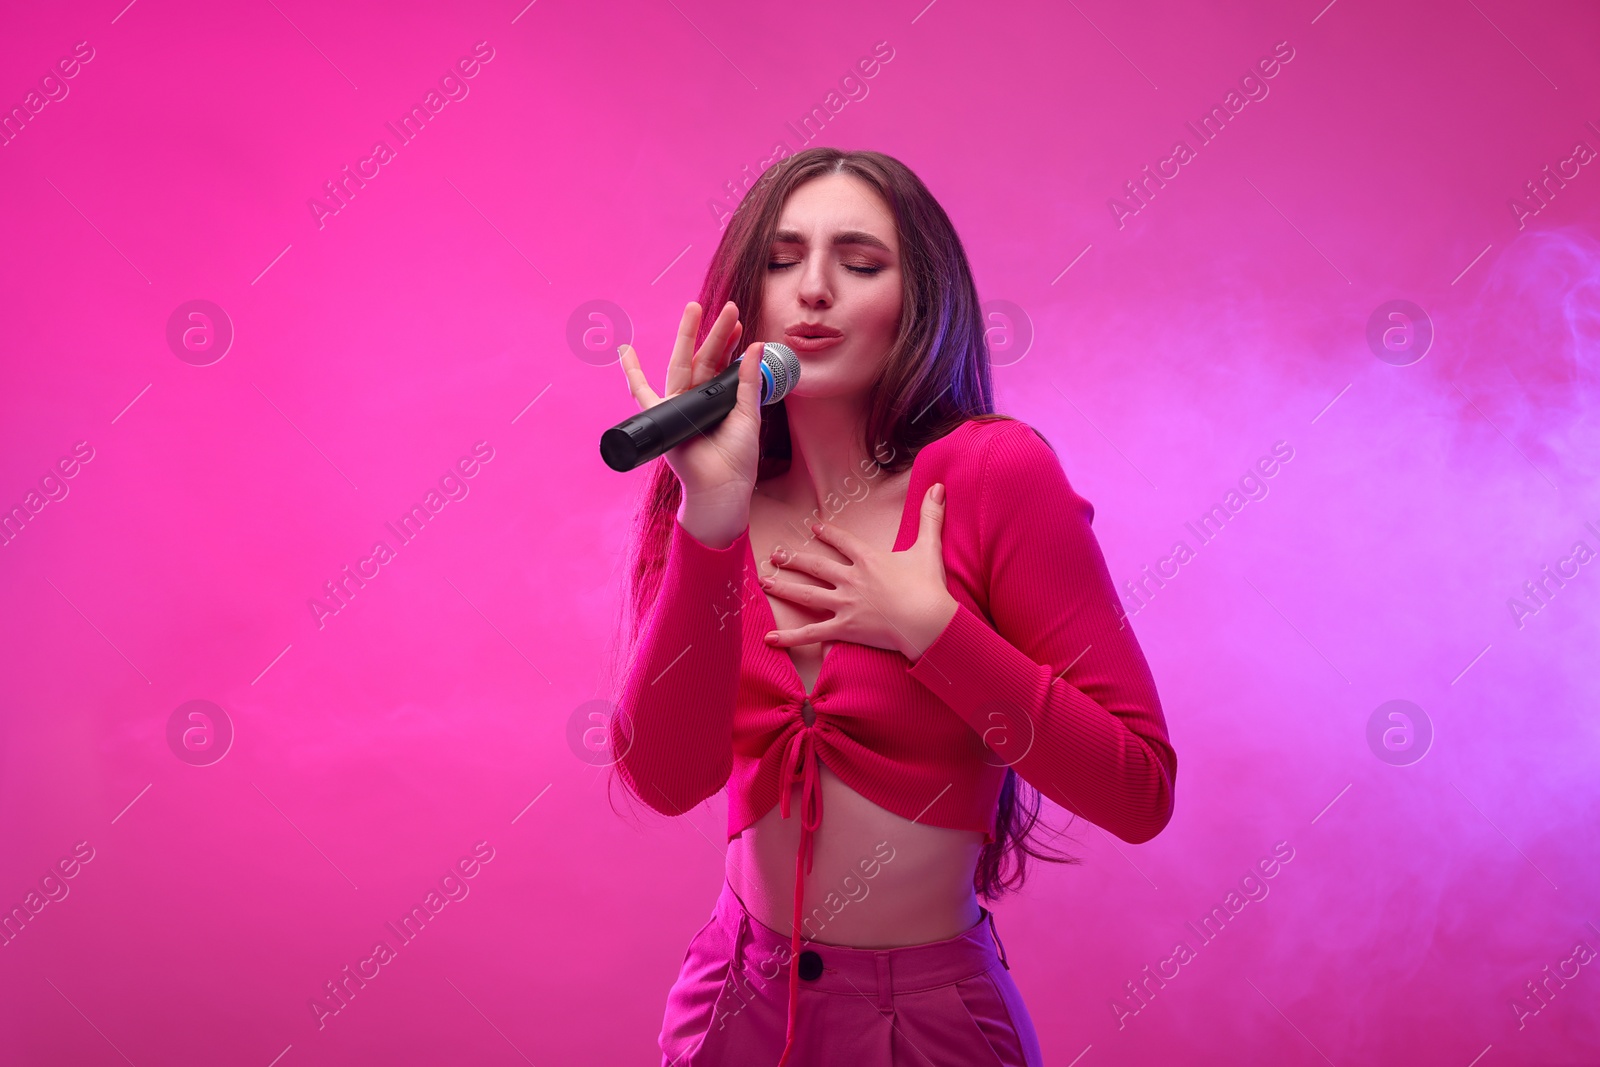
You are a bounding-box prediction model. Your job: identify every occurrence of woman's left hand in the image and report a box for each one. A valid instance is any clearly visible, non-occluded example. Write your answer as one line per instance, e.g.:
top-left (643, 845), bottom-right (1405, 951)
top-left (761, 483), bottom-right (959, 663)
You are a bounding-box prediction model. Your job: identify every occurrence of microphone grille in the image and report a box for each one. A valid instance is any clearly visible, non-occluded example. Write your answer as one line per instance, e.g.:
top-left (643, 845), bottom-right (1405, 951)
top-left (760, 342), bottom-right (801, 404)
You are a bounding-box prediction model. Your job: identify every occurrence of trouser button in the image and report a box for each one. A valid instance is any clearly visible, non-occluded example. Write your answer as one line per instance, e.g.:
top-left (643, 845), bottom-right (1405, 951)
top-left (798, 949), bottom-right (823, 980)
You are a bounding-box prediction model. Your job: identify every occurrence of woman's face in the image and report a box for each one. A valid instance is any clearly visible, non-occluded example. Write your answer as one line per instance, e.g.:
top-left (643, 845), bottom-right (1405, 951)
top-left (758, 173), bottom-right (903, 399)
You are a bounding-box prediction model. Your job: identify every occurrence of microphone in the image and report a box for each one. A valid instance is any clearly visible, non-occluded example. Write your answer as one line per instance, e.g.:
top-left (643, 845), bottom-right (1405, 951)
top-left (600, 342), bottom-right (800, 472)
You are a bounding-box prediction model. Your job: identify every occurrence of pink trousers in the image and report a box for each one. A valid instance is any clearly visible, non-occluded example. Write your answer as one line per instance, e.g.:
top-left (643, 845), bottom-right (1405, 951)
top-left (658, 880), bottom-right (1044, 1067)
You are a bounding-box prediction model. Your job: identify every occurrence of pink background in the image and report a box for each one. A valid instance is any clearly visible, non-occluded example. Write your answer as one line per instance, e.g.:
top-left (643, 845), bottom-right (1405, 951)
top-left (3, 0), bottom-right (1598, 1063)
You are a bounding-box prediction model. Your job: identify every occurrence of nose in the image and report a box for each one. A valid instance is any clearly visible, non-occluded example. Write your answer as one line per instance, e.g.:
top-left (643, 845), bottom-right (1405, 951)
top-left (797, 254), bottom-right (833, 309)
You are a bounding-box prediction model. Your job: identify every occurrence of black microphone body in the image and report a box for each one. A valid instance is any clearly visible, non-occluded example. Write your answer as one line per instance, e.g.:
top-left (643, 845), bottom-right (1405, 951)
top-left (600, 342), bottom-right (799, 472)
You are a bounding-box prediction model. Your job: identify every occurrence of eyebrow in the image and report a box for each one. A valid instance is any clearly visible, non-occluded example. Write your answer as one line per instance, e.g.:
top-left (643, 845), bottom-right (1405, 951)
top-left (772, 228), bottom-right (893, 253)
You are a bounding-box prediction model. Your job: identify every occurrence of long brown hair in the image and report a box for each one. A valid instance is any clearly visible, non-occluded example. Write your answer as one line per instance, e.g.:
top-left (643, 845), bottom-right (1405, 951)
top-left (602, 147), bottom-right (1080, 899)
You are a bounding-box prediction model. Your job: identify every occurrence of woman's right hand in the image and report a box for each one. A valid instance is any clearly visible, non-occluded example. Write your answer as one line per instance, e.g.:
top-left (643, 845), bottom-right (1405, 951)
top-left (619, 300), bottom-right (765, 546)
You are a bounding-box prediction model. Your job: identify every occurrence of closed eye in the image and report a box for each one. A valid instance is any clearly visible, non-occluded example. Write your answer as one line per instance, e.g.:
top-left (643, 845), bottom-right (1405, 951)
top-left (769, 261), bottom-right (882, 276)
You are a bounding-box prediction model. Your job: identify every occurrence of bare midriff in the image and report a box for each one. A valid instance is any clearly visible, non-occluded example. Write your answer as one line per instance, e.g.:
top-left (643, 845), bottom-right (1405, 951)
top-left (727, 762), bottom-right (986, 947)
top-left (736, 470), bottom-right (987, 948)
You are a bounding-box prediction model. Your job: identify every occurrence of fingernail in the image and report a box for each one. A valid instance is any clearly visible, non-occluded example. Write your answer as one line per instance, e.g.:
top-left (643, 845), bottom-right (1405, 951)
top-left (764, 631), bottom-right (778, 642)
top-left (932, 482), bottom-right (945, 503)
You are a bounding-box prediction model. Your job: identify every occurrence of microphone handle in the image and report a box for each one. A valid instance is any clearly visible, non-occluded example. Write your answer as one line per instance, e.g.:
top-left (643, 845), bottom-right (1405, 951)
top-left (600, 358), bottom-right (745, 473)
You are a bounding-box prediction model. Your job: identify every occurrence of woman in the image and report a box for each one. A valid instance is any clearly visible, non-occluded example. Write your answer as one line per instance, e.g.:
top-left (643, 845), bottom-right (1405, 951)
top-left (606, 148), bottom-right (1177, 1067)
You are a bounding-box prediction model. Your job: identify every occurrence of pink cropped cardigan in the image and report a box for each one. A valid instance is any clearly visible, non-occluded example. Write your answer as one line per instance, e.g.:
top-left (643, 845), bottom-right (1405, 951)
top-left (612, 415), bottom-right (1178, 1064)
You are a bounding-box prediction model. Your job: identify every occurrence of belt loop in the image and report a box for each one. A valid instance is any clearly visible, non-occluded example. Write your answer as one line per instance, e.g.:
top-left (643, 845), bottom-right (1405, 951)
top-left (985, 907), bottom-right (1010, 971)
top-left (734, 909), bottom-right (749, 974)
top-left (874, 952), bottom-right (893, 1015)
top-left (716, 907), bottom-right (755, 1034)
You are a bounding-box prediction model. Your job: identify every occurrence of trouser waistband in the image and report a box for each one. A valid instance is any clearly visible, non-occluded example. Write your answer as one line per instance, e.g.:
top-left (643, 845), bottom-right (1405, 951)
top-left (714, 879), bottom-right (1009, 1005)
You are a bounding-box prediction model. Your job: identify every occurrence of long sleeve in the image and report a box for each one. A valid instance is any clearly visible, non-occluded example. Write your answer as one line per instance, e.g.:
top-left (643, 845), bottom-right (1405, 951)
top-left (906, 421), bottom-right (1177, 843)
top-left (611, 517), bottom-right (751, 816)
